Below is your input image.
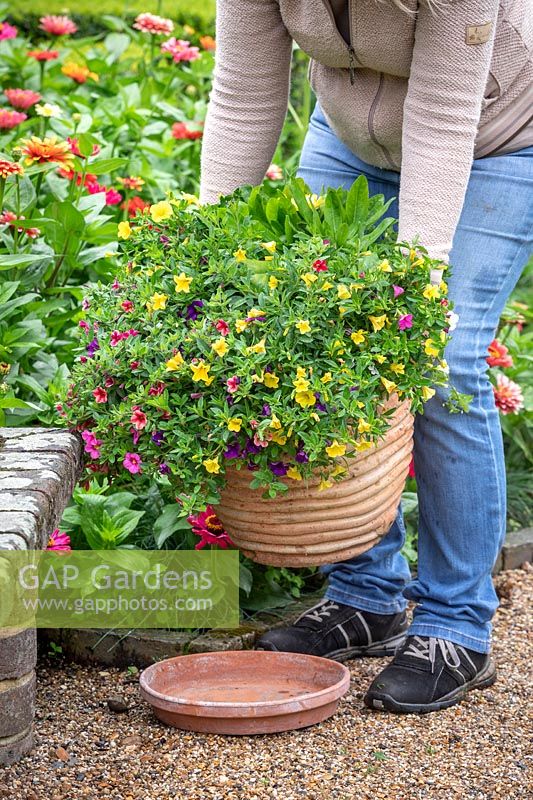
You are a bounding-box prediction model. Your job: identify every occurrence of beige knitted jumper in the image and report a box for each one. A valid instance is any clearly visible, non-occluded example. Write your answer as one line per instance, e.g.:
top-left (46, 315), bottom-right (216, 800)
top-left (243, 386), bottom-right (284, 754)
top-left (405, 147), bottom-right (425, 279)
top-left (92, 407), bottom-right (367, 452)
top-left (200, 1), bottom-right (533, 263)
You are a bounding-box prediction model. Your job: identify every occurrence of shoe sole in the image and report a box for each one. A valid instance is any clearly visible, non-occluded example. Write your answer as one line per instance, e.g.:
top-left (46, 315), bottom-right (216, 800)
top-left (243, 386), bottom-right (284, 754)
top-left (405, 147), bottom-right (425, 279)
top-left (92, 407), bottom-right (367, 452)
top-left (364, 658), bottom-right (497, 714)
top-left (256, 630), bottom-right (409, 662)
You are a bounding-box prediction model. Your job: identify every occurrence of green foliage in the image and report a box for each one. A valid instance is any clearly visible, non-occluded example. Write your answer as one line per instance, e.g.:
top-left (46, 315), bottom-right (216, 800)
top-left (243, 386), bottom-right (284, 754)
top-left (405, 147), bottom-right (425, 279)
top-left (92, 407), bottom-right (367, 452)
top-left (61, 481), bottom-right (145, 548)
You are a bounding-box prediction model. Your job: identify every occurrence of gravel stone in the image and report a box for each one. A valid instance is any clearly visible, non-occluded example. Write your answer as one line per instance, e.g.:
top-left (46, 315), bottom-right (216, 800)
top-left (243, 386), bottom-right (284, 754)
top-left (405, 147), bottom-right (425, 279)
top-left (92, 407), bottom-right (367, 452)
top-left (1, 567), bottom-right (531, 800)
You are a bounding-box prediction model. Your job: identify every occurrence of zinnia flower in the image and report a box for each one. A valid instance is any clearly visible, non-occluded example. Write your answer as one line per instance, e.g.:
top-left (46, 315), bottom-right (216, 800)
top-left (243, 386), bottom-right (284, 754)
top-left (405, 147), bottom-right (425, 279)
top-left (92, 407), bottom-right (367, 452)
top-left (67, 137), bottom-right (101, 158)
top-left (0, 211), bottom-right (40, 239)
top-left (40, 15), bottom-right (78, 36)
top-left (4, 89), bottom-right (41, 110)
top-left (266, 163), bottom-right (283, 180)
top-left (171, 121), bottom-right (203, 140)
top-left (0, 160), bottom-right (24, 179)
top-left (133, 12), bottom-right (174, 35)
top-left (493, 375), bottom-right (524, 415)
top-left (0, 109), bottom-right (27, 130)
top-left (0, 21), bottom-right (17, 40)
top-left (27, 49), bottom-right (59, 61)
top-left (35, 102), bottom-right (62, 118)
top-left (61, 62), bottom-right (98, 83)
top-left (123, 452), bottom-right (142, 474)
top-left (199, 35), bottom-right (216, 50)
top-left (161, 37), bottom-right (199, 62)
top-left (118, 175), bottom-right (144, 190)
top-left (486, 339), bottom-right (513, 368)
top-left (46, 528), bottom-right (71, 551)
top-left (187, 506), bottom-right (234, 550)
top-left (18, 136), bottom-right (75, 169)
top-left (123, 196), bottom-right (150, 217)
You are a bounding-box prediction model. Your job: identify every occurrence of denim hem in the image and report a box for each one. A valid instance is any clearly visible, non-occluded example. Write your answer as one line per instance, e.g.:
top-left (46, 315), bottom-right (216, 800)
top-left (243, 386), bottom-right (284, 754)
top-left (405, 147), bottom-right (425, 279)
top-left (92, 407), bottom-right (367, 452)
top-left (407, 623), bottom-right (491, 654)
top-left (325, 587), bottom-right (408, 615)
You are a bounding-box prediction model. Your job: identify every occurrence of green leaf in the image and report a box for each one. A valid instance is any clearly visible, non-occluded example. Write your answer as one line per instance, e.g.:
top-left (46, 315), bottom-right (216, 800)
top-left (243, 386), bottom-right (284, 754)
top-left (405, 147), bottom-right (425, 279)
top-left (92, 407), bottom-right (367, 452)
top-left (0, 254), bottom-right (48, 269)
top-left (85, 157), bottom-right (128, 176)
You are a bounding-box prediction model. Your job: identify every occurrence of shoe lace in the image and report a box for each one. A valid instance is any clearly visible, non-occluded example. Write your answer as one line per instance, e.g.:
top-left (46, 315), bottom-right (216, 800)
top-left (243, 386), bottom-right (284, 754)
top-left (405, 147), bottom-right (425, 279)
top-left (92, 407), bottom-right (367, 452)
top-left (403, 636), bottom-right (462, 674)
top-left (297, 599), bottom-right (340, 625)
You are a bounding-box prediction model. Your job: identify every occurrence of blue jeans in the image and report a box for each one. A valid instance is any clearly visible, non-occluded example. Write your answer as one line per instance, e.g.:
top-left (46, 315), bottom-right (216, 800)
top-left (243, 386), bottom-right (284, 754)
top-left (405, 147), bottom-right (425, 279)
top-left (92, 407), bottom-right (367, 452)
top-left (298, 102), bottom-right (533, 654)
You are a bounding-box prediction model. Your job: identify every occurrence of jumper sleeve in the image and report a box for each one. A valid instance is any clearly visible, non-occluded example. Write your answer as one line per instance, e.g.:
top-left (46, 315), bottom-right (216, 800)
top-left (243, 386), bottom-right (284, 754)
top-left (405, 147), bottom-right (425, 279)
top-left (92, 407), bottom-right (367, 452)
top-left (199, 0), bottom-right (293, 204)
top-left (397, 0), bottom-right (499, 264)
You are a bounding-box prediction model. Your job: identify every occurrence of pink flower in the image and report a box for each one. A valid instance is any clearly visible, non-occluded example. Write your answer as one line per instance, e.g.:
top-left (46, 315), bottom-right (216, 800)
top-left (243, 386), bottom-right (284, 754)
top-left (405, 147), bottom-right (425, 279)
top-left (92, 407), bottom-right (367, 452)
top-left (226, 376), bottom-right (240, 394)
top-left (312, 259), bottom-right (328, 273)
top-left (111, 280), bottom-right (120, 290)
top-left (79, 320), bottom-right (90, 332)
top-left (110, 330), bottom-right (123, 346)
top-left (215, 319), bottom-right (230, 336)
top-left (123, 452), bottom-right (142, 474)
top-left (40, 15), bottom-right (78, 36)
top-left (393, 285), bottom-right (404, 298)
top-left (4, 88), bottom-right (41, 110)
top-left (81, 430), bottom-right (102, 459)
top-left (187, 506), bottom-right (234, 550)
top-left (0, 109), bottom-right (27, 130)
top-left (408, 455), bottom-right (415, 478)
top-left (493, 375), bottom-right (524, 415)
top-left (27, 49), bottom-right (59, 61)
top-left (149, 381), bottom-right (165, 396)
top-left (46, 528), bottom-right (71, 551)
top-left (171, 121), bottom-right (203, 140)
top-left (121, 300), bottom-right (134, 312)
top-left (105, 188), bottom-right (122, 206)
top-left (0, 21), bottom-right (18, 40)
top-left (161, 37), bottom-right (199, 62)
top-left (133, 12), bottom-right (174, 36)
top-left (67, 136), bottom-right (101, 158)
top-left (266, 163), bottom-right (283, 180)
top-left (398, 314), bottom-right (413, 331)
top-left (92, 387), bottom-right (108, 403)
top-left (130, 408), bottom-right (147, 430)
top-left (104, 377), bottom-right (114, 388)
top-left (486, 339), bottom-right (513, 369)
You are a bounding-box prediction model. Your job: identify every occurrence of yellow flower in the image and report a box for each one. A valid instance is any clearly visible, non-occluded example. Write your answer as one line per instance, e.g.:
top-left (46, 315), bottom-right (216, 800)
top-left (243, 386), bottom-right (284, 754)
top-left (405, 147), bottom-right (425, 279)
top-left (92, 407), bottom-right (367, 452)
top-left (422, 386), bottom-right (436, 402)
top-left (350, 330), bottom-right (366, 345)
top-left (375, 354), bottom-right (386, 364)
top-left (235, 319), bottom-right (248, 333)
top-left (409, 249), bottom-right (417, 262)
top-left (165, 353), bottom-right (184, 371)
top-left (424, 339), bottom-right (440, 358)
top-left (321, 280), bottom-right (333, 290)
top-left (246, 337), bottom-right (266, 355)
top-left (355, 439), bottom-right (373, 452)
top-left (381, 377), bottom-right (397, 394)
top-left (321, 372), bottom-right (332, 384)
top-left (117, 221), bottom-right (132, 239)
top-left (423, 284), bottom-right (440, 300)
top-left (174, 272), bottom-right (192, 293)
top-left (337, 284), bottom-right (351, 300)
top-left (301, 271), bottom-right (318, 288)
top-left (295, 390), bottom-right (316, 408)
top-left (331, 465), bottom-right (347, 478)
top-left (264, 373), bottom-right (279, 388)
top-left (357, 418), bottom-right (371, 434)
top-left (318, 477), bottom-right (333, 491)
top-left (212, 338), bottom-right (229, 357)
top-left (191, 360), bottom-right (212, 384)
top-left (325, 440), bottom-right (346, 458)
top-left (350, 282), bottom-right (364, 291)
top-left (227, 417), bottom-right (242, 432)
top-left (270, 414), bottom-right (282, 430)
top-left (286, 466), bottom-right (302, 481)
top-left (233, 248), bottom-right (247, 262)
top-left (261, 241), bottom-right (277, 253)
top-left (306, 193), bottom-right (325, 209)
top-left (203, 457), bottom-right (220, 474)
top-left (268, 276), bottom-right (279, 290)
top-left (390, 363), bottom-right (405, 375)
top-left (295, 320), bottom-right (311, 334)
top-left (369, 314), bottom-right (387, 331)
top-left (296, 367), bottom-right (307, 377)
top-left (150, 201), bottom-right (173, 222)
top-left (293, 377), bottom-right (310, 392)
top-left (272, 431), bottom-right (288, 446)
top-left (439, 280), bottom-right (448, 295)
top-left (150, 292), bottom-right (168, 311)
top-left (379, 259), bottom-right (392, 272)
top-left (252, 371), bottom-right (264, 383)
top-left (264, 255), bottom-right (274, 261)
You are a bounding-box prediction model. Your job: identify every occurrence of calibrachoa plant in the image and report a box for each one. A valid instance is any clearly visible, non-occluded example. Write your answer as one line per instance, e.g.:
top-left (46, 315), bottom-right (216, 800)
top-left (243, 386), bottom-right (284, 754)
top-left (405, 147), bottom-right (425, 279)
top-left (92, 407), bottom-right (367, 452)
top-left (58, 178), bottom-right (465, 517)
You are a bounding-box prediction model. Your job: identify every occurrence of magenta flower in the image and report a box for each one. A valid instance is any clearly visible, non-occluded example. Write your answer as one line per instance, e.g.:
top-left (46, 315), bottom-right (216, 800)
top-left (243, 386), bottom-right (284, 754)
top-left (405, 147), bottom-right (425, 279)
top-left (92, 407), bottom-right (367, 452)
top-left (226, 376), bottom-right (240, 394)
top-left (123, 452), bottom-right (142, 474)
top-left (130, 408), bottom-right (147, 430)
top-left (161, 37), bottom-right (200, 62)
top-left (110, 330), bottom-right (123, 346)
top-left (46, 528), bottom-right (71, 551)
top-left (393, 285), bottom-right (404, 298)
top-left (105, 188), bottom-right (122, 206)
top-left (92, 387), bottom-right (107, 403)
top-left (216, 319), bottom-right (230, 336)
top-left (312, 259), bottom-right (328, 273)
top-left (187, 506), bottom-right (234, 550)
top-left (81, 430), bottom-right (102, 459)
top-left (79, 320), bottom-right (90, 332)
top-left (398, 314), bottom-right (413, 331)
top-left (0, 22), bottom-right (18, 41)
top-left (111, 280), bottom-right (120, 290)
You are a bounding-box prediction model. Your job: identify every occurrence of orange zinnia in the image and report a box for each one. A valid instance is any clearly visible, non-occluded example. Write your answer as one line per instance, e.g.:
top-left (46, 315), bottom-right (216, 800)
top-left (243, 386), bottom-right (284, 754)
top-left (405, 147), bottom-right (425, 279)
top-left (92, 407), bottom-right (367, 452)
top-left (61, 62), bottom-right (99, 84)
top-left (18, 136), bottom-right (75, 169)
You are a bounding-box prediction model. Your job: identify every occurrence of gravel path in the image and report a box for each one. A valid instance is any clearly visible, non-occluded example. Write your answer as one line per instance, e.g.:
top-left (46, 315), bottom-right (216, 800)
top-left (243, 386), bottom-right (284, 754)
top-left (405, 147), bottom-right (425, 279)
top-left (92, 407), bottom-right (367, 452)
top-left (2, 567), bottom-right (532, 800)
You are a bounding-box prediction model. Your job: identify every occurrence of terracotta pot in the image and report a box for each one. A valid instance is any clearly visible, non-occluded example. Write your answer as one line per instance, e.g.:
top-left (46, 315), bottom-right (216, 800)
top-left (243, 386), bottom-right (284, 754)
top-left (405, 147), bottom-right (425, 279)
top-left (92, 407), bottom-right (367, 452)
top-left (216, 398), bottom-right (414, 566)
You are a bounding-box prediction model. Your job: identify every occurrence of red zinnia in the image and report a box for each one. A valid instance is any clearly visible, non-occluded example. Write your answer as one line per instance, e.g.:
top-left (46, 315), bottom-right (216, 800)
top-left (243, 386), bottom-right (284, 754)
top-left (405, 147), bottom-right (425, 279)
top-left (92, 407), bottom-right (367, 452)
top-left (27, 49), bottom-right (60, 61)
top-left (123, 196), bottom-right (150, 217)
top-left (171, 121), bottom-right (203, 140)
top-left (486, 339), bottom-right (513, 369)
top-left (0, 21), bottom-right (17, 40)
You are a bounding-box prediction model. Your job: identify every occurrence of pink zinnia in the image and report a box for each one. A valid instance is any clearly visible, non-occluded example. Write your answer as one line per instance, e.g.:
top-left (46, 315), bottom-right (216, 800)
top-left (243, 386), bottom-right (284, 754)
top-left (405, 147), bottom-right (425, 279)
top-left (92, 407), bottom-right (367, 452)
top-left (266, 163), bottom-right (283, 180)
top-left (0, 21), bottom-right (17, 40)
top-left (92, 387), bottom-right (108, 403)
top-left (161, 37), bottom-right (199, 62)
top-left (67, 136), bottom-right (100, 158)
top-left (133, 12), bottom-right (174, 36)
top-left (226, 376), bottom-right (240, 394)
top-left (4, 88), bottom-right (41, 110)
top-left (40, 15), bottom-right (78, 36)
top-left (105, 188), bottom-right (122, 206)
top-left (312, 259), bottom-right (328, 272)
top-left (187, 506), bottom-right (234, 550)
top-left (46, 528), bottom-right (71, 551)
top-left (215, 319), bottom-right (230, 336)
top-left (486, 339), bottom-right (513, 369)
top-left (0, 109), bottom-right (27, 130)
top-left (493, 375), bottom-right (524, 415)
top-left (393, 285), bottom-right (404, 298)
top-left (130, 408), bottom-right (148, 430)
top-left (398, 314), bottom-right (413, 331)
top-left (123, 452), bottom-right (142, 474)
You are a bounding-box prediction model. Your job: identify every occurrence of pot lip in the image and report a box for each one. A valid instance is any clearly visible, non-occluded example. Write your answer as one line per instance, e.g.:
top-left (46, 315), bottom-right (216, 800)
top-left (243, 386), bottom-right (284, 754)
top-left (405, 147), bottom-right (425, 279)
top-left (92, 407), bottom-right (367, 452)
top-left (139, 650), bottom-right (351, 716)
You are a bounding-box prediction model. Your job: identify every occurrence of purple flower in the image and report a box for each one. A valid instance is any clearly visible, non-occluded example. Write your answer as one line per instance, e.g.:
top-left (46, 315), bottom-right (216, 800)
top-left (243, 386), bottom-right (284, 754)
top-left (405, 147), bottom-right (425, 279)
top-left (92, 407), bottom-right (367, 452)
top-left (190, 392), bottom-right (203, 400)
top-left (131, 429), bottom-right (141, 445)
top-left (245, 315), bottom-right (266, 323)
top-left (349, 385), bottom-right (359, 392)
top-left (398, 313), bottom-right (413, 331)
top-left (261, 403), bottom-right (271, 417)
top-left (247, 462), bottom-right (259, 471)
top-left (159, 462), bottom-right (171, 475)
top-left (269, 461), bottom-right (289, 477)
top-left (224, 442), bottom-right (242, 459)
top-left (244, 438), bottom-right (262, 456)
top-left (393, 285), bottom-right (404, 298)
top-left (314, 392), bottom-right (327, 412)
top-left (295, 449), bottom-right (309, 464)
top-left (160, 235), bottom-right (170, 244)
top-left (82, 298), bottom-right (91, 310)
top-left (86, 338), bottom-right (99, 357)
top-left (186, 300), bottom-right (204, 320)
top-left (151, 431), bottom-right (165, 446)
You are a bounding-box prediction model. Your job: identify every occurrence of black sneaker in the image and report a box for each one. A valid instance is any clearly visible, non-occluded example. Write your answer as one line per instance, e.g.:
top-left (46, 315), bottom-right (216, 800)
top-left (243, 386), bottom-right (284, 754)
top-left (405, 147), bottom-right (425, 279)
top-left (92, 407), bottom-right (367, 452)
top-left (255, 598), bottom-right (409, 661)
top-left (364, 635), bottom-right (497, 714)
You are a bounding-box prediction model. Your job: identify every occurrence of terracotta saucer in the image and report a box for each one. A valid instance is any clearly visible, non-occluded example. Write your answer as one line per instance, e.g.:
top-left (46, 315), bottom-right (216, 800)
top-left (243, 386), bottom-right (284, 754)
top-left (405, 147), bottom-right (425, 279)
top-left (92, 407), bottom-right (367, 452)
top-left (139, 650), bottom-right (350, 734)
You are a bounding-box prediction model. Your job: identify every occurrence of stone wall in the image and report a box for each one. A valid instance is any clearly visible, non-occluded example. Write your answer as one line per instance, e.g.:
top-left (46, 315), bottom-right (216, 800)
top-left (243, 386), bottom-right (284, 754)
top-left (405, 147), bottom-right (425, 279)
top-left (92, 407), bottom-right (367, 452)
top-left (0, 428), bottom-right (82, 765)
